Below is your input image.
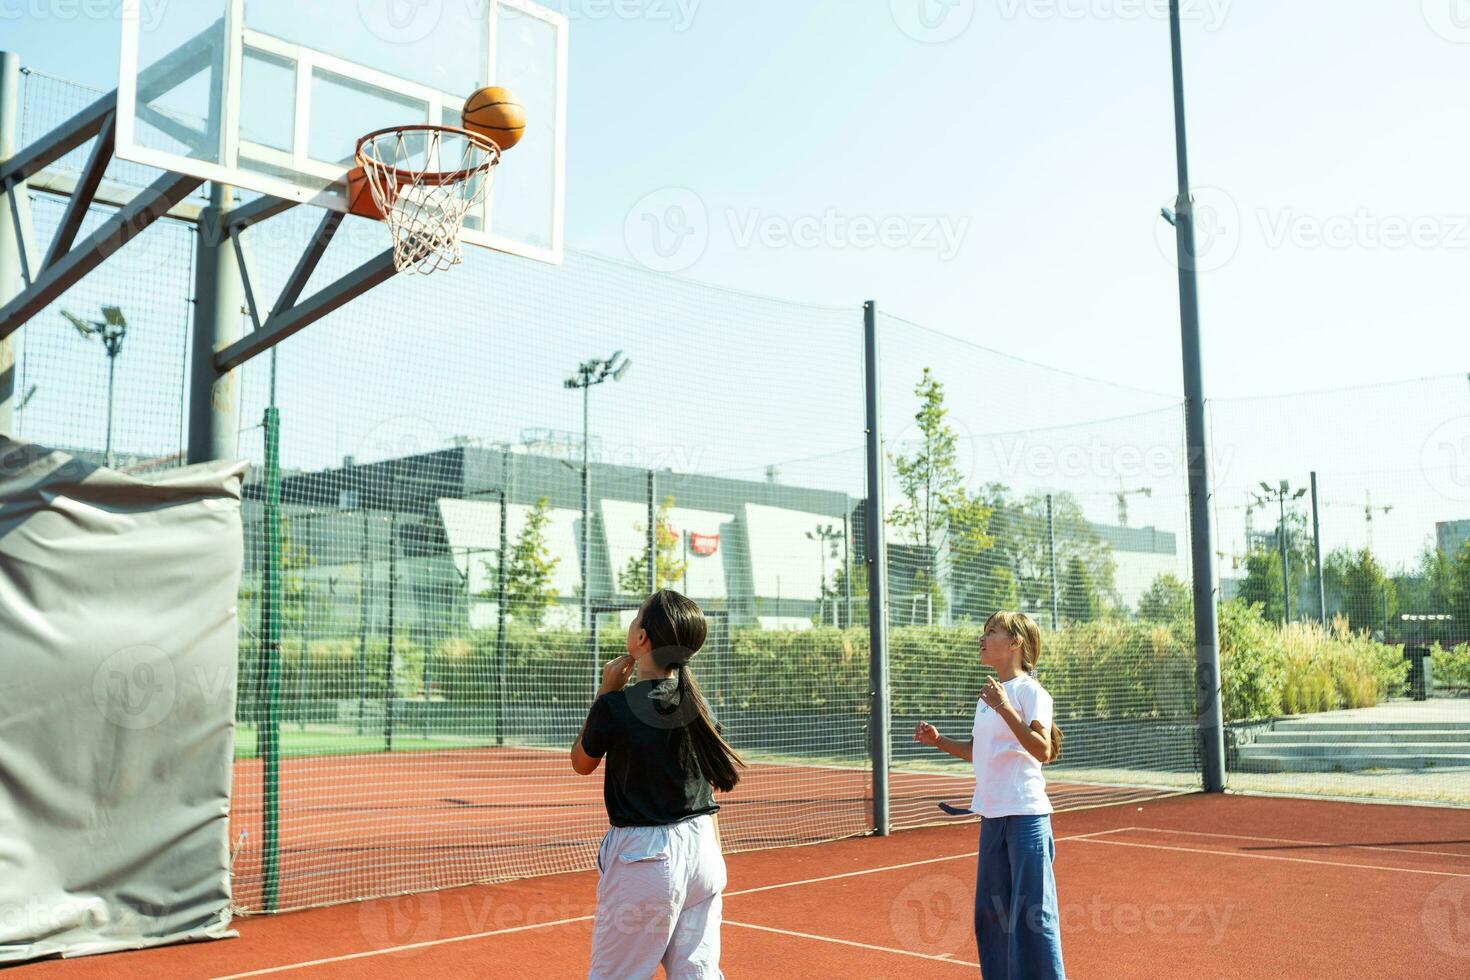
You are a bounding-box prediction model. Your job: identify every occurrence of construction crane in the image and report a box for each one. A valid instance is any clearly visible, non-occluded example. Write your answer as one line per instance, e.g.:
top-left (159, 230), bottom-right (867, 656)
top-left (1115, 482), bottom-right (1153, 527)
top-left (1320, 490), bottom-right (1394, 552)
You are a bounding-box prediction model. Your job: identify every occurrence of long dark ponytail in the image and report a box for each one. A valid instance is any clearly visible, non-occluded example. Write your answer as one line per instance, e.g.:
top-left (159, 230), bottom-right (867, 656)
top-left (640, 590), bottom-right (745, 792)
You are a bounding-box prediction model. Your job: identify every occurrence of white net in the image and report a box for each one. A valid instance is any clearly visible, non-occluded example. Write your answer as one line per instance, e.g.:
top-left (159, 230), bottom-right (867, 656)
top-left (357, 126), bottom-right (500, 275)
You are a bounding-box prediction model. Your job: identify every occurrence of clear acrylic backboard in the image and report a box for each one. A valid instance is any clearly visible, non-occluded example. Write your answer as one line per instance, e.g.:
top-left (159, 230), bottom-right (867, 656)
top-left (116, 0), bottom-right (566, 264)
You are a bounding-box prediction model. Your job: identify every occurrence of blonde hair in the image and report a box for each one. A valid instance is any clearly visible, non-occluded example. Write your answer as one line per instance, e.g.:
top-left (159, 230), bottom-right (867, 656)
top-left (984, 610), bottom-right (1063, 763)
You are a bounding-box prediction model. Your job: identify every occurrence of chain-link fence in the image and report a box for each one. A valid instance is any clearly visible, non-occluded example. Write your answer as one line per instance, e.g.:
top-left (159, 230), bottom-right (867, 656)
top-left (10, 66), bottom-right (1466, 917)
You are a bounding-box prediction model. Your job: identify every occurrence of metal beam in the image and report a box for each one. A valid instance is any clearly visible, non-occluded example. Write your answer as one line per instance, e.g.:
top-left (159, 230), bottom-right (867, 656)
top-left (214, 248), bottom-right (397, 372)
top-left (0, 19), bottom-right (217, 188)
top-left (27, 168), bottom-right (206, 223)
top-left (0, 170), bottom-right (203, 342)
top-left (275, 210), bottom-right (342, 314)
top-left (225, 194), bottom-right (298, 234)
top-left (231, 229), bottom-right (263, 333)
top-left (41, 113), bottom-right (115, 273)
top-left (3, 184), bottom-right (35, 289)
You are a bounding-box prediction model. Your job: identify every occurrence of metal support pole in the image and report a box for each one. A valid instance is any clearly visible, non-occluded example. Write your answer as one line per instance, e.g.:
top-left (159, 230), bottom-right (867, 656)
top-left (1169, 1), bottom-right (1227, 794)
top-left (842, 504), bottom-right (852, 629)
top-left (495, 452), bottom-right (510, 747)
top-left (1310, 472), bottom-right (1327, 625)
top-left (188, 184), bottom-right (244, 463)
top-left (1278, 491), bottom-right (1291, 624)
top-left (260, 406), bottom-right (283, 913)
top-left (582, 383), bottom-right (591, 631)
top-left (647, 469), bottom-right (657, 595)
top-left (1046, 494), bottom-right (1060, 628)
top-left (385, 511), bottom-right (397, 753)
top-left (863, 300), bottom-right (891, 836)
top-left (358, 510), bottom-right (368, 736)
top-left (0, 52), bottom-right (23, 435)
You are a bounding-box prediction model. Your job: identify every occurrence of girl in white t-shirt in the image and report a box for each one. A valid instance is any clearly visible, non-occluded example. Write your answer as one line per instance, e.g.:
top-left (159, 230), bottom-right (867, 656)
top-left (914, 611), bottom-right (1066, 980)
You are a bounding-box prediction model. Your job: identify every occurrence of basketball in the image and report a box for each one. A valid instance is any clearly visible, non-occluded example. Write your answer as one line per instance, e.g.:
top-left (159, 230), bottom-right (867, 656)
top-left (462, 86), bottom-right (526, 151)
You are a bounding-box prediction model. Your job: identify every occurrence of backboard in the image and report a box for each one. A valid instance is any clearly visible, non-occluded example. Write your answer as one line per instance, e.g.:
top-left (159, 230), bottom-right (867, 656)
top-left (116, 0), bottom-right (566, 264)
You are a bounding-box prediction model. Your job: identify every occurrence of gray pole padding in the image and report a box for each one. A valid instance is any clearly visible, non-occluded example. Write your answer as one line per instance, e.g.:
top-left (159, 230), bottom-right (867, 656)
top-left (0, 436), bottom-right (247, 963)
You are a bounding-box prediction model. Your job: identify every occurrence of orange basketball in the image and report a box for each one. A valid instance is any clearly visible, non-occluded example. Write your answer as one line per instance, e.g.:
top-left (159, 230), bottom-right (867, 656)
top-left (462, 86), bottom-right (526, 151)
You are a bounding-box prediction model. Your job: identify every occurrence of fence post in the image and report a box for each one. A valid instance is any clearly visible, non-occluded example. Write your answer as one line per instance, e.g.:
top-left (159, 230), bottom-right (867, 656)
top-left (647, 469), bottom-right (657, 594)
top-left (1046, 494), bottom-right (1060, 628)
top-left (260, 406), bottom-right (282, 912)
top-left (1168, 2), bottom-right (1227, 793)
top-left (1310, 472), bottom-right (1327, 624)
top-left (0, 51), bottom-right (31, 436)
top-left (863, 301), bottom-right (891, 836)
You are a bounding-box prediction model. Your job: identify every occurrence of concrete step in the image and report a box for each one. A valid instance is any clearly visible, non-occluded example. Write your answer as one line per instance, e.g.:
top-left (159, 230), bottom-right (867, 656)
top-left (1256, 730), bottom-right (1470, 745)
top-left (1232, 752), bottom-right (1470, 773)
top-left (1238, 742), bottom-right (1462, 758)
top-left (1273, 719), bottom-right (1470, 732)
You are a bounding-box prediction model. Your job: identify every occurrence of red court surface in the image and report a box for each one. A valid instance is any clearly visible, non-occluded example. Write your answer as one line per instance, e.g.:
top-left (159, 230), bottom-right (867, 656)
top-left (226, 746), bottom-right (1179, 911)
top-left (13, 792), bottom-right (1469, 978)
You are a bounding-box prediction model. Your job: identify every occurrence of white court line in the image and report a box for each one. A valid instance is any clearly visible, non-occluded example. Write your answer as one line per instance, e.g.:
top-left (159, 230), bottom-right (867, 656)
top-left (1114, 826), bottom-right (1470, 861)
top-left (1070, 836), bottom-right (1470, 878)
top-left (725, 828), bottom-right (1126, 898)
top-left (211, 829), bottom-right (1129, 978)
top-left (724, 920), bottom-right (980, 968)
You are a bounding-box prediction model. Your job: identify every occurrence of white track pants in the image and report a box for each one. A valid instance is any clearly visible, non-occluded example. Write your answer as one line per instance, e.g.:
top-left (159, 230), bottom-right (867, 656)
top-left (589, 814), bottom-right (726, 980)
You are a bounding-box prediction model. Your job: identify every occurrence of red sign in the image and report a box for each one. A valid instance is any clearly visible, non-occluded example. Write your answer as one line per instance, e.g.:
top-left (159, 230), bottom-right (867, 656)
top-left (688, 532), bottom-right (720, 557)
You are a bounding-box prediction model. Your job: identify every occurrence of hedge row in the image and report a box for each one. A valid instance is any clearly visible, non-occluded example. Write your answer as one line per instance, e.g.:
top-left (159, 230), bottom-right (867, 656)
top-left (238, 601), bottom-right (1406, 723)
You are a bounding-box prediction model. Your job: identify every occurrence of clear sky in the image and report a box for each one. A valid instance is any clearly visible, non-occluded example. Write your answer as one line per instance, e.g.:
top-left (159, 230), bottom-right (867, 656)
top-left (6, 1), bottom-right (1470, 572)
top-left (8, 0), bottom-right (1469, 398)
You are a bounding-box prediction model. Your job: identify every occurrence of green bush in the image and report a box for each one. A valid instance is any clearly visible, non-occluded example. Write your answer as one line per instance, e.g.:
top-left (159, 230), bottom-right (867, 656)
top-left (1431, 643), bottom-right (1470, 694)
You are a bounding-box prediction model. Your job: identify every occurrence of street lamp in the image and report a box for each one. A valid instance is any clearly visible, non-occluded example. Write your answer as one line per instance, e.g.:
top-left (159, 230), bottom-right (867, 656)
top-left (564, 351), bottom-right (632, 630)
top-left (807, 523), bottom-right (843, 626)
top-left (1252, 480), bottom-right (1308, 623)
top-left (61, 305), bottom-right (128, 469)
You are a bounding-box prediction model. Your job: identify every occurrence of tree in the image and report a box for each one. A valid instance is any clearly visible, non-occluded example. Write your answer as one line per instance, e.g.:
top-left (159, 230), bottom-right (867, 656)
top-left (1138, 573), bottom-right (1192, 624)
top-left (618, 495), bottom-right (688, 596)
top-left (1059, 555), bottom-right (1101, 623)
top-left (1239, 505), bottom-right (1317, 622)
top-left (1323, 547), bottom-right (1396, 634)
top-left (504, 497), bottom-right (560, 627)
top-left (887, 368), bottom-right (994, 625)
top-left (829, 560), bottom-right (868, 628)
top-left (1237, 549), bottom-right (1288, 624)
top-left (972, 488), bottom-right (1116, 625)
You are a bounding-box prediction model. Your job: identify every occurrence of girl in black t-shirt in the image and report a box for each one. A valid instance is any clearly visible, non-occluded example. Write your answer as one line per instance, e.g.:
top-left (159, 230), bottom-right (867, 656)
top-left (571, 590), bottom-right (744, 979)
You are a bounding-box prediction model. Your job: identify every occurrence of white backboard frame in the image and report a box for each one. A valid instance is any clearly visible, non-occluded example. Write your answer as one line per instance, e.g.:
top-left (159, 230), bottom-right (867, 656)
top-left (115, 0), bottom-right (567, 265)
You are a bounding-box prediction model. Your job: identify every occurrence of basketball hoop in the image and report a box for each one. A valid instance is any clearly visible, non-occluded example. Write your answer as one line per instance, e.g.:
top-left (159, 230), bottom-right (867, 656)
top-left (347, 125), bottom-right (501, 275)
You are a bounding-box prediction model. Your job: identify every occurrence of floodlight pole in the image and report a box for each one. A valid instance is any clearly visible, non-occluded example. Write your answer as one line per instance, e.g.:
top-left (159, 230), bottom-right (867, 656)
top-left (0, 51), bottom-right (21, 435)
top-left (188, 184), bottom-right (245, 464)
top-left (863, 300), bottom-right (891, 836)
top-left (1168, 2), bottom-right (1226, 794)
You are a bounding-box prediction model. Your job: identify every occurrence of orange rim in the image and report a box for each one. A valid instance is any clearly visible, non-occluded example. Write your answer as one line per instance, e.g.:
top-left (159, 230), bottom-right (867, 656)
top-left (354, 124), bottom-right (502, 189)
